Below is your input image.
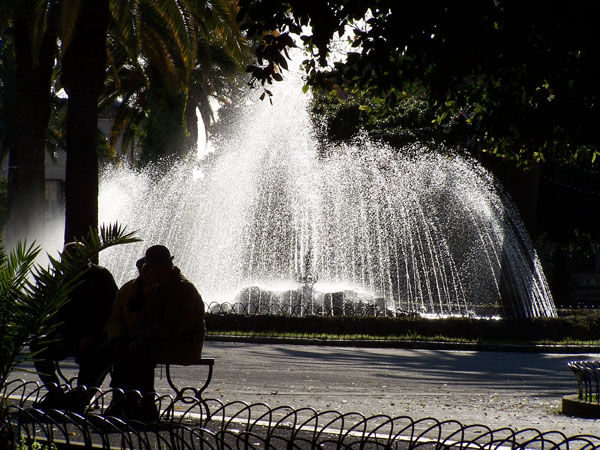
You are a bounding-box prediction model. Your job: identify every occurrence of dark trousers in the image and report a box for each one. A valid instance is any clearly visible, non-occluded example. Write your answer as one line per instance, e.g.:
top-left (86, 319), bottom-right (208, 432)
top-left (109, 341), bottom-right (156, 395)
top-left (30, 338), bottom-right (111, 392)
top-left (104, 343), bottom-right (159, 421)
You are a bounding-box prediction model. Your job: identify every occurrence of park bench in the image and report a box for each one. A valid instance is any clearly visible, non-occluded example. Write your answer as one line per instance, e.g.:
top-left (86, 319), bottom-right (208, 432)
top-left (163, 357), bottom-right (215, 403)
top-left (54, 357), bottom-right (215, 405)
top-left (567, 360), bottom-right (600, 403)
top-left (16, 358), bottom-right (216, 447)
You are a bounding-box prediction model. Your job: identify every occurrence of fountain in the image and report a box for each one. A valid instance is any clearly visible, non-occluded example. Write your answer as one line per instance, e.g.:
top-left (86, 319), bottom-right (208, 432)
top-left (99, 65), bottom-right (556, 319)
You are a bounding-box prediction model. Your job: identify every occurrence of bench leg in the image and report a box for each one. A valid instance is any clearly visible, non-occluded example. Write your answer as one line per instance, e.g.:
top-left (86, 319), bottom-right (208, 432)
top-left (164, 363), bottom-right (214, 423)
top-left (195, 364), bottom-right (214, 400)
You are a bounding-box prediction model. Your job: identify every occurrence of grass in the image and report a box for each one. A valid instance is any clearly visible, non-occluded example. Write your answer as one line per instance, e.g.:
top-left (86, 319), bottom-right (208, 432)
top-left (208, 330), bottom-right (472, 341)
top-left (206, 330), bottom-right (600, 347)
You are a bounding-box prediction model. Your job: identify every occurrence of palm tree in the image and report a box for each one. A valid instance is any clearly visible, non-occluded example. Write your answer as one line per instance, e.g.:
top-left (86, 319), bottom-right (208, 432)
top-left (186, 2), bottom-right (251, 150)
top-left (61, 0), bottom-right (110, 243)
top-left (0, 0), bottom-right (106, 244)
top-left (2, 0), bottom-right (249, 246)
top-left (0, 2), bottom-right (59, 245)
top-left (104, 0), bottom-right (250, 166)
top-left (103, 0), bottom-right (195, 167)
top-left (0, 30), bottom-right (16, 161)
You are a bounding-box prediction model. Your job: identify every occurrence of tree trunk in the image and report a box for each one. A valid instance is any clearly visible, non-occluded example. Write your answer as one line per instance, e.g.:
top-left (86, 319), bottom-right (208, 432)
top-left (5, 7), bottom-right (57, 246)
top-left (185, 96), bottom-right (199, 154)
top-left (61, 0), bottom-right (109, 244)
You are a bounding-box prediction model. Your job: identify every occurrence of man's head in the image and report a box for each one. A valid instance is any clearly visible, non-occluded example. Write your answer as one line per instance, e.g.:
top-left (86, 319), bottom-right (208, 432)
top-left (60, 241), bottom-right (85, 265)
top-left (62, 241), bottom-right (84, 255)
top-left (139, 245), bottom-right (174, 283)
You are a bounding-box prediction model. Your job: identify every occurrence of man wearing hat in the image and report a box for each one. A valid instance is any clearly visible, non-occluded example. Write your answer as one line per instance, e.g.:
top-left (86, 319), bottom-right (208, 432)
top-left (105, 244), bottom-right (206, 421)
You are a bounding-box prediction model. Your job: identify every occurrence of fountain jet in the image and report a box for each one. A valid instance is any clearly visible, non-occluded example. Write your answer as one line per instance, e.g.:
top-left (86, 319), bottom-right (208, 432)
top-left (99, 67), bottom-right (556, 319)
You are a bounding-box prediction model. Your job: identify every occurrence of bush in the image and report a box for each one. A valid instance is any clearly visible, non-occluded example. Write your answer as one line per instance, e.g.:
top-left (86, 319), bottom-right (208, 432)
top-left (206, 310), bottom-right (600, 344)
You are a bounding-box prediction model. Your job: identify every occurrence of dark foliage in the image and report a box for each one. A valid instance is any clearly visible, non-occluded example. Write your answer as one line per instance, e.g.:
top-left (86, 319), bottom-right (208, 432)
top-left (238, 0), bottom-right (600, 165)
top-left (310, 90), bottom-right (473, 153)
top-left (206, 310), bottom-right (600, 343)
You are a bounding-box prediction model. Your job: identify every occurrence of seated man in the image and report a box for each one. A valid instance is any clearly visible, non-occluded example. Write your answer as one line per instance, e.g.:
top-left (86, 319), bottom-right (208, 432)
top-left (31, 242), bottom-right (118, 411)
top-left (105, 244), bottom-right (206, 421)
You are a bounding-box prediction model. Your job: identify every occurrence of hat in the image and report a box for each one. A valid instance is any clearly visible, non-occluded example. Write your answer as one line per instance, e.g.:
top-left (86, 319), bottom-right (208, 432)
top-left (61, 241), bottom-right (84, 257)
top-left (141, 244), bottom-right (174, 267)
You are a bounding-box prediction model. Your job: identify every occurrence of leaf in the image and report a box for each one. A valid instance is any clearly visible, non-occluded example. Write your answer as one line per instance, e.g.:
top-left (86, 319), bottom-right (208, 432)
top-left (302, 84), bottom-right (310, 94)
top-left (60, 0), bottom-right (83, 53)
top-left (0, 223), bottom-right (139, 388)
top-left (278, 57), bottom-right (288, 71)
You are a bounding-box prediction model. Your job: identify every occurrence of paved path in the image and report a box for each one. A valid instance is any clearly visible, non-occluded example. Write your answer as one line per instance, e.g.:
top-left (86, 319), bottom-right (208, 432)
top-left (10, 341), bottom-right (600, 438)
top-left (169, 342), bottom-right (600, 437)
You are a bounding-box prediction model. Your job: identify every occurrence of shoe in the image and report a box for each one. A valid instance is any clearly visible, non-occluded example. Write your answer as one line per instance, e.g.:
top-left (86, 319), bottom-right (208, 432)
top-left (103, 391), bottom-right (159, 423)
top-left (63, 387), bottom-right (90, 415)
top-left (135, 396), bottom-right (159, 423)
top-left (103, 400), bottom-right (125, 419)
top-left (33, 389), bottom-right (69, 410)
top-left (103, 391), bottom-right (126, 419)
top-left (125, 394), bottom-right (159, 423)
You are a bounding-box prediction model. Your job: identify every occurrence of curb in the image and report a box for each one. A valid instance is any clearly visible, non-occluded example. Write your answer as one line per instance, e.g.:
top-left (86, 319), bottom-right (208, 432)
top-left (206, 334), bottom-right (600, 354)
top-left (562, 394), bottom-right (600, 419)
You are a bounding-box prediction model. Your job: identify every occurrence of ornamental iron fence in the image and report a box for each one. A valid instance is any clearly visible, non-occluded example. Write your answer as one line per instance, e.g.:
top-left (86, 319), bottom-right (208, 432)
top-left (205, 300), bottom-right (395, 318)
top-left (2, 379), bottom-right (600, 449)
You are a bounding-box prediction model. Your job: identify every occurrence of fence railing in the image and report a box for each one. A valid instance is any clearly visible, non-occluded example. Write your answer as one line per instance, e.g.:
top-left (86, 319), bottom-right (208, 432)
top-left (205, 300), bottom-right (394, 317)
top-left (567, 360), bottom-right (600, 404)
top-left (3, 379), bottom-right (600, 449)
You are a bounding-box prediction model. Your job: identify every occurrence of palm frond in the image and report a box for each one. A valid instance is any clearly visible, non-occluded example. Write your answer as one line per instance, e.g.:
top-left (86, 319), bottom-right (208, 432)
top-left (120, 107), bottom-right (147, 154)
top-left (0, 241), bottom-right (43, 385)
top-left (141, 25), bottom-right (180, 89)
top-left (0, 1), bottom-right (19, 30)
top-left (107, 94), bottom-right (143, 152)
top-left (149, 0), bottom-right (196, 70)
top-left (59, 0), bottom-right (82, 53)
top-left (0, 223), bottom-right (140, 389)
top-left (26, 0), bottom-right (51, 66)
top-left (101, 0), bottom-right (250, 163)
top-left (0, 238), bottom-right (7, 267)
top-left (194, 0), bottom-right (249, 68)
top-left (109, 0), bottom-right (141, 62)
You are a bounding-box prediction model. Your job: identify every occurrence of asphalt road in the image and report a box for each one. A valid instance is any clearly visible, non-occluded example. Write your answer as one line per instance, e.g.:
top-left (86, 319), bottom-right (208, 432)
top-left (10, 341), bottom-right (600, 438)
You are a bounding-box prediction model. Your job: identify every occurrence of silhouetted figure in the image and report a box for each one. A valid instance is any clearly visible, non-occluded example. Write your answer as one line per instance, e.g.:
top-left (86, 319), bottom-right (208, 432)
top-left (31, 242), bottom-right (118, 411)
top-left (104, 245), bottom-right (205, 421)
